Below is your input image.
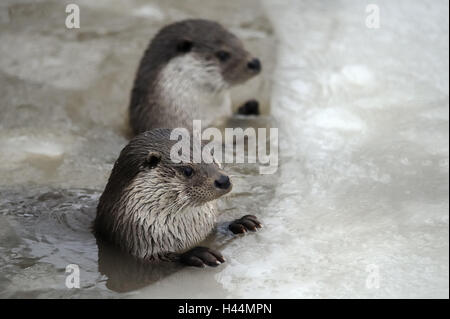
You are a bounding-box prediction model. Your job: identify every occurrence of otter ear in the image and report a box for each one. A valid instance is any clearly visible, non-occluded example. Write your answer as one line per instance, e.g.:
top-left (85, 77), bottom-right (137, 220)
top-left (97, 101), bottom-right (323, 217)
top-left (144, 151), bottom-right (161, 169)
top-left (176, 39), bottom-right (193, 53)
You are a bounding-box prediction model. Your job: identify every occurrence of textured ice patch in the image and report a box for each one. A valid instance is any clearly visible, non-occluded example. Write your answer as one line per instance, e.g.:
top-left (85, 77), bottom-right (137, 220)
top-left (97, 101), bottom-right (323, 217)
top-left (132, 5), bottom-right (165, 21)
top-left (308, 108), bottom-right (366, 132)
top-left (22, 141), bottom-right (64, 159)
top-left (0, 34), bottom-right (106, 89)
top-left (0, 136), bottom-right (64, 163)
top-left (232, 27), bottom-right (270, 40)
top-left (322, 65), bottom-right (376, 98)
top-left (340, 65), bottom-right (375, 86)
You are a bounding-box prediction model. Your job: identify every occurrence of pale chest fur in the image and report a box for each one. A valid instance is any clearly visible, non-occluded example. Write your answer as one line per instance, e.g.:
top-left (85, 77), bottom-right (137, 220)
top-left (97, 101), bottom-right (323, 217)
top-left (156, 54), bottom-right (232, 129)
top-left (113, 172), bottom-right (218, 260)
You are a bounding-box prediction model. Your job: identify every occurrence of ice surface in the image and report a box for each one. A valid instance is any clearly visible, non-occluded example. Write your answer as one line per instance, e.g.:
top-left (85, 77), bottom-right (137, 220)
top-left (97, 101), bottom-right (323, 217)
top-left (253, 0), bottom-right (449, 298)
top-left (0, 0), bottom-right (448, 298)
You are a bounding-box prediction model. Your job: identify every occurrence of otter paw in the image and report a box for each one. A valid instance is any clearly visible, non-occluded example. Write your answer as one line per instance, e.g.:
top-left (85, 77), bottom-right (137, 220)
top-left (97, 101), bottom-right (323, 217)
top-left (179, 247), bottom-right (225, 268)
top-left (237, 100), bottom-right (260, 116)
top-left (229, 215), bottom-right (262, 234)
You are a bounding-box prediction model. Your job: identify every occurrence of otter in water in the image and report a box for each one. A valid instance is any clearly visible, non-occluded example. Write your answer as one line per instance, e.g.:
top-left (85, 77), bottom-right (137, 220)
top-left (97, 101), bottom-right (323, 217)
top-left (129, 19), bottom-right (262, 136)
top-left (94, 129), bottom-right (261, 267)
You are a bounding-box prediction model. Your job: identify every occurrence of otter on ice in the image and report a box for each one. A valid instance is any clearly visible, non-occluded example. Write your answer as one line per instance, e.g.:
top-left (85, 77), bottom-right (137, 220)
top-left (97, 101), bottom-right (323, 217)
top-left (94, 129), bottom-right (262, 267)
top-left (129, 19), bottom-right (262, 136)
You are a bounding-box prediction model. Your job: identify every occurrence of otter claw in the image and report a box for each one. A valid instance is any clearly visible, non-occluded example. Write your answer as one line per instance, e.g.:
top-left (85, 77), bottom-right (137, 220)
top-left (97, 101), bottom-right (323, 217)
top-left (180, 247), bottom-right (225, 268)
top-left (229, 215), bottom-right (263, 234)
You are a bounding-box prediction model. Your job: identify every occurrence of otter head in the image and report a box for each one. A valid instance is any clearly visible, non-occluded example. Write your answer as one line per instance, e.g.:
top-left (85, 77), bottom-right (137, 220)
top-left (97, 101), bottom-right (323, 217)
top-left (142, 150), bottom-right (232, 207)
top-left (100, 129), bottom-right (232, 221)
top-left (151, 19), bottom-right (261, 89)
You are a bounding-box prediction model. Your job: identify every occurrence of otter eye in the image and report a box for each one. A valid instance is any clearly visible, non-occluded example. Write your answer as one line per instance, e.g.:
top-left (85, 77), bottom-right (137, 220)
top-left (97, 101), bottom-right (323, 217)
top-left (177, 39), bottom-right (193, 53)
top-left (216, 50), bottom-right (230, 62)
top-left (144, 152), bottom-right (161, 169)
top-left (183, 167), bottom-right (194, 177)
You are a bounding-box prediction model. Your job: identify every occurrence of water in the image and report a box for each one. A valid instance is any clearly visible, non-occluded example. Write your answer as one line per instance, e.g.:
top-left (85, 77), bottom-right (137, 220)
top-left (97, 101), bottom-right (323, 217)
top-left (0, 0), bottom-right (448, 298)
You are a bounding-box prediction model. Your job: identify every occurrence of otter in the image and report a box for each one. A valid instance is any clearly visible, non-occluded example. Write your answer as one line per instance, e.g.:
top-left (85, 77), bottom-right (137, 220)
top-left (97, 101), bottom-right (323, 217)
top-left (94, 129), bottom-right (261, 267)
top-left (129, 19), bottom-right (262, 136)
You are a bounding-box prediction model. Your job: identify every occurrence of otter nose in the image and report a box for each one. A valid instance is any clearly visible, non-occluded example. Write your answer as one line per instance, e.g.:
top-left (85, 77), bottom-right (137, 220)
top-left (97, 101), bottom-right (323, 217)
top-left (214, 175), bottom-right (231, 190)
top-left (247, 58), bottom-right (261, 72)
